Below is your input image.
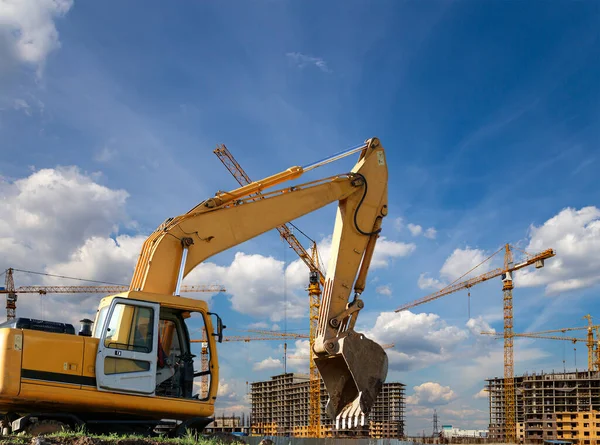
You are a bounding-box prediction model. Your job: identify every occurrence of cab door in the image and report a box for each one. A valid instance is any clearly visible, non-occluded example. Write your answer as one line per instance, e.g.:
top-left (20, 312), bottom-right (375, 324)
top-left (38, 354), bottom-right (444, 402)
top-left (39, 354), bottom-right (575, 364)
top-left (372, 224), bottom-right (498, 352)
top-left (95, 297), bottom-right (160, 395)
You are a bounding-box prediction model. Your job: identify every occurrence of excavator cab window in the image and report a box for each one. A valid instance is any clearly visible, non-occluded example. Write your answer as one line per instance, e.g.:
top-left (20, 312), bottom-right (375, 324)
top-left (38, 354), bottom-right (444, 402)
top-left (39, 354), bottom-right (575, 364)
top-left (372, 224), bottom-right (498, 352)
top-left (155, 308), bottom-right (211, 401)
top-left (104, 303), bottom-right (154, 353)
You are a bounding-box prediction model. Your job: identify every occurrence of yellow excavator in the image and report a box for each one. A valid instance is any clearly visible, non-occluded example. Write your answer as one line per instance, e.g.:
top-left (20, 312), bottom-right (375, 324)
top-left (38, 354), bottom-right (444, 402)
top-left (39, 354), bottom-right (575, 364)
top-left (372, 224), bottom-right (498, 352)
top-left (0, 137), bottom-right (389, 436)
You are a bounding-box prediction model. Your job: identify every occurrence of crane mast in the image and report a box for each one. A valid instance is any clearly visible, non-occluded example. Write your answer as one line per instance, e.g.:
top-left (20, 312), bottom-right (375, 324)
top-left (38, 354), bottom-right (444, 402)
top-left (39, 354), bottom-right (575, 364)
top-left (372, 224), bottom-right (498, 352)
top-left (3, 268), bottom-right (16, 321)
top-left (502, 245), bottom-right (516, 443)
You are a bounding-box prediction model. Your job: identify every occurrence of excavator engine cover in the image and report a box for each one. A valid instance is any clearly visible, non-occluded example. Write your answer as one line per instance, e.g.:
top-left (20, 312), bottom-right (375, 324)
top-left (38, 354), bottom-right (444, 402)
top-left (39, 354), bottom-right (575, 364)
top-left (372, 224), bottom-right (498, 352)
top-left (314, 331), bottom-right (388, 429)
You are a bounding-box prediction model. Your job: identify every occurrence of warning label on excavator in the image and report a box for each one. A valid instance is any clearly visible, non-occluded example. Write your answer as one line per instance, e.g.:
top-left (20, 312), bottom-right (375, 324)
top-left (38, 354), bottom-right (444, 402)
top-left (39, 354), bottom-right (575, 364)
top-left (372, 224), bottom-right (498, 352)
top-left (377, 151), bottom-right (385, 166)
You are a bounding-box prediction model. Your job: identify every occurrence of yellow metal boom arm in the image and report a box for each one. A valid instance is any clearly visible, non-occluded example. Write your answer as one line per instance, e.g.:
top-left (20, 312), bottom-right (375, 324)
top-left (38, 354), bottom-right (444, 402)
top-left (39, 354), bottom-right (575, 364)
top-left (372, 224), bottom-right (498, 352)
top-left (130, 139), bottom-right (385, 296)
top-left (128, 138), bottom-right (389, 427)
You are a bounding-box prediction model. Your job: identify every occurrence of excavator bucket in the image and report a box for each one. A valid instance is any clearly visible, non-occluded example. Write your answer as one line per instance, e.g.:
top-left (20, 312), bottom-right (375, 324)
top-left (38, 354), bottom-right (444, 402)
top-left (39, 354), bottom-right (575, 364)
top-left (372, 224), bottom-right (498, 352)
top-left (314, 332), bottom-right (388, 429)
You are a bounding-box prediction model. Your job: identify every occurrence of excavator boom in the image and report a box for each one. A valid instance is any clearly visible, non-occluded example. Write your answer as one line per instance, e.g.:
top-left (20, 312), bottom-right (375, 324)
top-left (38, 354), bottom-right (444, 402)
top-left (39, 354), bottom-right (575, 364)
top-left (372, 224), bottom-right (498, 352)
top-left (129, 137), bottom-right (389, 426)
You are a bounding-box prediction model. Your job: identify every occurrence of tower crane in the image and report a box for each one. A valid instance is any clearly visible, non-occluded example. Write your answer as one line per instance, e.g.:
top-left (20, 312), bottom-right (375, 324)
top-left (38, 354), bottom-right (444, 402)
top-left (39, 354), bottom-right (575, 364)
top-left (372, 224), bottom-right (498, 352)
top-left (1, 268), bottom-right (225, 321)
top-left (214, 144), bottom-right (325, 437)
top-left (191, 331), bottom-right (310, 398)
top-left (395, 244), bottom-right (556, 443)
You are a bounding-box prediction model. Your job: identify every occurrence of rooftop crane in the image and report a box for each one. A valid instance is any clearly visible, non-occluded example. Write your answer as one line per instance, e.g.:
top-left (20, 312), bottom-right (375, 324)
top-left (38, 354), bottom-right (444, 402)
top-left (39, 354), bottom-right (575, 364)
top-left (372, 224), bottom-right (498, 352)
top-left (2, 268), bottom-right (225, 321)
top-left (395, 243), bottom-right (556, 443)
top-left (214, 144), bottom-right (325, 437)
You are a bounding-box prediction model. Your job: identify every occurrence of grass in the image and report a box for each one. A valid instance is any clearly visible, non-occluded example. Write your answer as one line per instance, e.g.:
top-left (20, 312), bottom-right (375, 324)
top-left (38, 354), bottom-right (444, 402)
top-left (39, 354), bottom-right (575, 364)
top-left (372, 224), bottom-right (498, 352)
top-left (0, 428), bottom-right (234, 445)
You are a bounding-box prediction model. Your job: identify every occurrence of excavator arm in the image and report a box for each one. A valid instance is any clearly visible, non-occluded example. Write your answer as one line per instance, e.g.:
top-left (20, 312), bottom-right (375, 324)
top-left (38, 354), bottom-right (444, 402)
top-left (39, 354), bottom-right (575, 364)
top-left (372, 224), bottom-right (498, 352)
top-left (129, 137), bottom-right (389, 427)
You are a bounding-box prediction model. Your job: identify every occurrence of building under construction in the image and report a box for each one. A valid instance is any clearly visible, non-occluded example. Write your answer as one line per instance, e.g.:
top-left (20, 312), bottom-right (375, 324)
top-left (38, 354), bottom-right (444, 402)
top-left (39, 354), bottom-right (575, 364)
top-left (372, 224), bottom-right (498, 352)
top-left (486, 370), bottom-right (600, 444)
top-left (250, 373), bottom-right (405, 438)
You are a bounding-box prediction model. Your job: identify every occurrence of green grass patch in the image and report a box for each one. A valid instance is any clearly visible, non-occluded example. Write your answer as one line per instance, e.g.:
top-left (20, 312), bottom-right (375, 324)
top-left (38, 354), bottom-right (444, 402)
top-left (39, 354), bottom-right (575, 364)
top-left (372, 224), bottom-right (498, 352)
top-left (0, 431), bottom-right (232, 445)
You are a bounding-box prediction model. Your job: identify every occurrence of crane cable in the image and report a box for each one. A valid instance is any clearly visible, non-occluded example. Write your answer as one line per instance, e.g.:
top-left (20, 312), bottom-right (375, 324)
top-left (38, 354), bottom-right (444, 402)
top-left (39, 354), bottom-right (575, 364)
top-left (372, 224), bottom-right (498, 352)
top-left (10, 268), bottom-right (125, 286)
top-left (446, 245), bottom-right (505, 289)
top-left (288, 222), bottom-right (315, 245)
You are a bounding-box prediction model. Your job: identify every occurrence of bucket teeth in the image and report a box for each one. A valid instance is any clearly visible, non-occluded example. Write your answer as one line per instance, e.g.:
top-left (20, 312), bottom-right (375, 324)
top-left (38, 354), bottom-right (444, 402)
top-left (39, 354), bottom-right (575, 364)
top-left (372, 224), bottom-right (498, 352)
top-left (336, 393), bottom-right (369, 429)
top-left (315, 331), bottom-right (388, 429)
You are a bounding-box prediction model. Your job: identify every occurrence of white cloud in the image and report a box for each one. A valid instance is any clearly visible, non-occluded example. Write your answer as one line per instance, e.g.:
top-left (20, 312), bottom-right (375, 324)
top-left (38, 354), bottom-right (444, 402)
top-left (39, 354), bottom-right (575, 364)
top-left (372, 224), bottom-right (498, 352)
top-left (285, 52), bottom-right (330, 73)
top-left (407, 223), bottom-right (423, 237)
top-left (0, 167), bottom-right (143, 325)
top-left (248, 322), bottom-right (269, 329)
top-left (424, 227), bottom-right (437, 239)
top-left (216, 379), bottom-right (238, 400)
top-left (46, 234), bottom-right (146, 286)
top-left (0, 166), bottom-right (130, 265)
top-left (376, 285), bottom-right (392, 297)
top-left (371, 237), bottom-right (417, 268)
top-left (516, 206), bottom-right (600, 295)
top-left (0, 0), bottom-right (74, 75)
top-left (213, 404), bottom-right (250, 417)
top-left (466, 317), bottom-right (493, 335)
top-left (473, 388), bottom-right (488, 399)
top-left (440, 247), bottom-right (491, 282)
top-left (94, 146), bottom-right (118, 163)
top-left (363, 311), bottom-right (468, 371)
top-left (393, 217), bottom-right (436, 240)
top-left (418, 273), bottom-right (444, 291)
top-left (4, 167), bottom-right (402, 325)
top-left (185, 252), bottom-right (306, 322)
top-left (440, 407), bottom-right (487, 422)
top-left (419, 206), bottom-right (600, 303)
top-left (210, 378), bottom-right (252, 416)
top-left (13, 98), bottom-right (31, 115)
top-left (394, 217), bottom-right (404, 231)
top-left (406, 382), bottom-right (456, 406)
top-left (455, 342), bottom-right (550, 387)
top-left (286, 339), bottom-right (311, 372)
top-left (297, 235), bottom-right (415, 278)
top-left (253, 357), bottom-right (282, 371)
top-left (408, 406), bottom-right (434, 418)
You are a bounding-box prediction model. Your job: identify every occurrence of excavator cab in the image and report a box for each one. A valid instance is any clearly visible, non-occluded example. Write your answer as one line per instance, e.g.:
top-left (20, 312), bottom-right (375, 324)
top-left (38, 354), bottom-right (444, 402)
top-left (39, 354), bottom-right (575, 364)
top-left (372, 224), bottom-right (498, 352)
top-left (93, 291), bottom-right (220, 401)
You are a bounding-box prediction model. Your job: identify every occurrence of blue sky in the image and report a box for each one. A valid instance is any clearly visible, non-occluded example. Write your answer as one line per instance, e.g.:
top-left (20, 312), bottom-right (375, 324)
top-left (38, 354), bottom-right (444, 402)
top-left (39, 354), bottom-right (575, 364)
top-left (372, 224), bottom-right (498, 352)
top-left (1, 0), bottom-right (599, 436)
